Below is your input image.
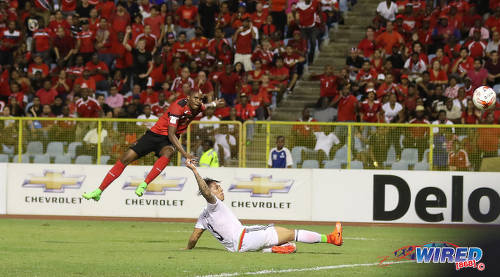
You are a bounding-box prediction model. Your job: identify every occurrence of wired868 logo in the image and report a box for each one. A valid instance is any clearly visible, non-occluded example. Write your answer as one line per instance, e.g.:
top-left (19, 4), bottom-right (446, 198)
top-left (416, 243), bottom-right (485, 271)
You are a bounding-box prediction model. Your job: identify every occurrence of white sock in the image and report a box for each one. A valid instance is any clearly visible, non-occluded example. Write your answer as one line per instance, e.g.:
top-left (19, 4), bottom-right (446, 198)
top-left (294, 230), bottom-right (322, 243)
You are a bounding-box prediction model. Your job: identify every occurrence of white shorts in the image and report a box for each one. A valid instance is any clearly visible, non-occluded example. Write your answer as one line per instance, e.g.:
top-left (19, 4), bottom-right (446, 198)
top-left (238, 225), bottom-right (279, 252)
top-left (234, 53), bottom-right (253, 72)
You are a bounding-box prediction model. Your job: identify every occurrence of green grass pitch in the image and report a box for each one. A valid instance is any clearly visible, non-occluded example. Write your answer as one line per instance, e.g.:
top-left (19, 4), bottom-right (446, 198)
top-left (0, 219), bottom-right (496, 277)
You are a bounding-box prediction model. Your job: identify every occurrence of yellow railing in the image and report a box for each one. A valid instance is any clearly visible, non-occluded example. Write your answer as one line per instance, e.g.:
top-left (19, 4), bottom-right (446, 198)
top-left (1, 116), bottom-right (499, 171)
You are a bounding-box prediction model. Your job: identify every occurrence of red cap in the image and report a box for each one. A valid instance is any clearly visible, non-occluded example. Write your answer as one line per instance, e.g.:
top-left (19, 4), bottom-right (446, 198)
top-left (396, 14), bottom-right (404, 19)
top-left (401, 74), bottom-right (409, 79)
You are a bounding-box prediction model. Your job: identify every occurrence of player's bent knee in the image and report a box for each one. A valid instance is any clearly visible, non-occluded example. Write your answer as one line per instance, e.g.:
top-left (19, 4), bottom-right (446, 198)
top-left (120, 149), bottom-right (138, 165)
top-left (160, 146), bottom-right (175, 157)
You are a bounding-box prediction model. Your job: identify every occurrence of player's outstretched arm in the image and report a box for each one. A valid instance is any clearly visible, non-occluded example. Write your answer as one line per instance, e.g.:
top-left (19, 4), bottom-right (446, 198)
top-left (168, 125), bottom-right (195, 160)
top-left (185, 228), bottom-right (205, 250)
top-left (185, 159), bottom-right (216, 204)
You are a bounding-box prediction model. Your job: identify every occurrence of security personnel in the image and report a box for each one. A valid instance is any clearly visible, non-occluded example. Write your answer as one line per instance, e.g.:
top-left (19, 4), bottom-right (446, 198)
top-left (199, 139), bottom-right (219, 168)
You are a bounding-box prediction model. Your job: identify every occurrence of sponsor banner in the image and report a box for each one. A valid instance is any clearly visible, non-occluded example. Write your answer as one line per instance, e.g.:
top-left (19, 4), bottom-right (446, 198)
top-left (4, 164), bottom-right (500, 224)
top-left (312, 170), bottom-right (500, 224)
top-left (5, 164), bottom-right (310, 221)
top-left (0, 163), bottom-right (6, 214)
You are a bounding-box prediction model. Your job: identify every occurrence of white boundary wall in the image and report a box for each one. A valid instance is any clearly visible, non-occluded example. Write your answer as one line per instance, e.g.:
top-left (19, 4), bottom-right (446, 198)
top-left (0, 163), bottom-right (498, 225)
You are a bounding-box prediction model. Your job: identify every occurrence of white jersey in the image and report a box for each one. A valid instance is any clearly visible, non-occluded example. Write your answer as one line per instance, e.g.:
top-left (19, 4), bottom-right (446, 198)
top-left (195, 198), bottom-right (244, 252)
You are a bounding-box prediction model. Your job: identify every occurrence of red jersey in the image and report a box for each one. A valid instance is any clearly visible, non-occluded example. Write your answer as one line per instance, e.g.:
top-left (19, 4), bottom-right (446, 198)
top-left (409, 118), bottom-right (430, 137)
top-left (144, 15), bottom-right (163, 38)
top-left (250, 89), bottom-right (271, 108)
top-left (150, 98), bottom-right (205, 136)
top-left (189, 37), bottom-right (209, 56)
top-left (170, 77), bottom-right (194, 91)
top-left (194, 81), bottom-right (214, 95)
top-left (319, 74), bottom-right (338, 98)
top-left (235, 103), bottom-right (256, 120)
top-left (140, 91), bottom-right (159, 105)
top-left (360, 100), bottom-right (381, 122)
top-left (429, 70), bottom-right (448, 83)
top-left (337, 95), bottom-right (358, 122)
top-left (357, 38), bottom-right (375, 58)
top-left (218, 72), bottom-right (240, 94)
top-left (85, 61), bottom-right (109, 83)
top-left (466, 40), bottom-right (486, 59)
top-left (235, 28), bottom-right (253, 54)
top-left (76, 97), bottom-right (101, 118)
top-left (28, 63), bottom-right (49, 77)
top-left (176, 5), bottom-right (198, 28)
top-left (0, 29), bottom-right (21, 51)
top-left (151, 102), bottom-right (169, 117)
top-left (251, 11), bottom-right (268, 29)
top-left (77, 30), bottom-right (95, 53)
top-left (36, 88), bottom-right (58, 105)
top-left (448, 150), bottom-right (470, 170)
top-left (297, 0), bottom-right (318, 28)
top-left (61, 0), bottom-right (77, 12)
top-left (32, 28), bottom-right (52, 52)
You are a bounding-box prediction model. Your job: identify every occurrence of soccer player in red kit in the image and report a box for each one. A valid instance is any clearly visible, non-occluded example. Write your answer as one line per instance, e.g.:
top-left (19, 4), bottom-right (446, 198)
top-left (83, 91), bottom-right (224, 201)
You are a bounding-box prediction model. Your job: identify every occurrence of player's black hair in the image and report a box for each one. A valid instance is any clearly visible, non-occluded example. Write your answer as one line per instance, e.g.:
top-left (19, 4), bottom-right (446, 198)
top-left (276, 135), bottom-right (285, 141)
top-left (198, 178), bottom-right (220, 196)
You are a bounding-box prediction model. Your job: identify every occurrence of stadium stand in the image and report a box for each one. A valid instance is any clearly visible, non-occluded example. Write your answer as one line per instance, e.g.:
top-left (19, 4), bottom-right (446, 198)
top-left (0, 0), bottom-right (499, 172)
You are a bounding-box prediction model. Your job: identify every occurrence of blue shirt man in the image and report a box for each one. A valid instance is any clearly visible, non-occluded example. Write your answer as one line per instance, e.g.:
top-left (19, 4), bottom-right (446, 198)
top-left (267, 136), bottom-right (293, 168)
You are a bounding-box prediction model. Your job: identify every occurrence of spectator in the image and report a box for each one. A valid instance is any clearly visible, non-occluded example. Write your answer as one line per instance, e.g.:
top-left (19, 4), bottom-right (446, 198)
top-left (232, 17), bottom-right (255, 71)
top-left (0, 21), bottom-right (22, 66)
top-left (199, 139), bottom-right (220, 168)
top-left (444, 98), bottom-right (461, 124)
top-left (96, 94), bottom-right (112, 115)
top-left (486, 51), bottom-right (500, 86)
top-left (443, 76), bottom-right (459, 99)
top-left (406, 105), bottom-right (430, 161)
top-left (249, 81), bottom-right (271, 120)
top-left (360, 90), bottom-right (381, 123)
top-left (217, 64), bottom-right (240, 106)
top-left (136, 105), bottom-right (158, 129)
top-left (467, 58), bottom-right (488, 89)
top-left (404, 52), bottom-right (427, 82)
top-left (123, 26), bottom-right (153, 89)
top-left (333, 83), bottom-right (358, 122)
top-left (465, 30), bottom-right (486, 59)
top-left (376, 0), bottom-right (398, 22)
top-left (296, 0), bottom-right (320, 64)
top-left (105, 86), bottom-right (124, 110)
top-left (291, 107), bottom-right (320, 149)
top-left (486, 31), bottom-right (500, 55)
top-left (358, 27), bottom-right (376, 58)
top-left (268, 136), bottom-right (293, 168)
top-left (448, 139), bottom-right (471, 171)
top-left (176, 0), bottom-right (198, 40)
top-left (451, 47), bottom-right (474, 77)
top-left (428, 60), bottom-right (448, 85)
top-left (375, 21), bottom-right (404, 55)
top-left (36, 80), bottom-right (58, 105)
top-left (310, 65), bottom-right (339, 100)
top-left (461, 100), bottom-right (480, 125)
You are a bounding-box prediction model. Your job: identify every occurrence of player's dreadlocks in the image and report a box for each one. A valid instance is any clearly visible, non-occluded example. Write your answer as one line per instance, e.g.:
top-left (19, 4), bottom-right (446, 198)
top-left (198, 178), bottom-right (220, 196)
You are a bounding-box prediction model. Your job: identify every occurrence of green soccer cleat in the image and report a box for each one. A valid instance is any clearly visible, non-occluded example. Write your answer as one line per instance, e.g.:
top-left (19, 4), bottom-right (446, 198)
top-left (135, 182), bottom-right (148, 197)
top-left (82, 188), bottom-right (102, 201)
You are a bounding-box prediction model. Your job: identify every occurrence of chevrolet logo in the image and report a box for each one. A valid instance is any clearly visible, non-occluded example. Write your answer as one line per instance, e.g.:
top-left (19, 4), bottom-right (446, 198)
top-left (122, 173), bottom-right (186, 195)
top-left (22, 170), bottom-right (85, 193)
top-left (229, 175), bottom-right (293, 198)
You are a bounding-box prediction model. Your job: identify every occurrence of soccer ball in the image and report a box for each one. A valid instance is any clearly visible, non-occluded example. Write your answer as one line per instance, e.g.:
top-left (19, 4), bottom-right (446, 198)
top-left (472, 86), bottom-right (496, 110)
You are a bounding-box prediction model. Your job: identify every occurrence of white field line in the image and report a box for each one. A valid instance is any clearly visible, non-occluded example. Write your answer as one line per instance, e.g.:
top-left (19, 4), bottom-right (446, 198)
top-left (196, 261), bottom-right (414, 277)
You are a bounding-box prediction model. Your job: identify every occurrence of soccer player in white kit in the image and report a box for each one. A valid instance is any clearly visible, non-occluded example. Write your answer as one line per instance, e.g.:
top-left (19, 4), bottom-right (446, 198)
top-left (184, 159), bottom-right (343, 253)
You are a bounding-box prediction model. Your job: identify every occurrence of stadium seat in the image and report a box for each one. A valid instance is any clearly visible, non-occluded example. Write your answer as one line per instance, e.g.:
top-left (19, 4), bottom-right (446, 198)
top-left (333, 145), bottom-right (347, 162)
top-left (25, 141), bottom-right (43, 156)
top-left (46, 142), bottom-right (64, 157)
top-left (391, 161), bottom-right (409, 170)
top-left (13, 154), bottom-right (30, 163)
top-left (54, 155), bottom-right (72, 164)
top-left (400, 148), bottom-right (418, 165)
top-left (324, 160), bottom-right (341, 169)
top-left (75, 155), bottom-right (93, 164)
top-left (291, 146), bottom-right (306, 167)
top-left (414, 162), bottom-right (429, 171)
top-left (301, 160), bottom-right (319, 168)
top-left (33, 154), bottom-right (50, 164)
top-left (423, 149), bottom-right (430, 162)
top-left (384, 146), bottom-right (397, 167)
top-left (67, 142), bottom-right (82, 158)
top-left (100, 155), bottom-right (111, 164)
top-left (350, 160), bottom-right (364, 169)
top-left (0, 154), bottom-right (9, 163)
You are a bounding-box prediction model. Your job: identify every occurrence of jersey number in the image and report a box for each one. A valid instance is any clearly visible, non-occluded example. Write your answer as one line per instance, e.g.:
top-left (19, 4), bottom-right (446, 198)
top-left (207, 223), bottom-right (224, 241)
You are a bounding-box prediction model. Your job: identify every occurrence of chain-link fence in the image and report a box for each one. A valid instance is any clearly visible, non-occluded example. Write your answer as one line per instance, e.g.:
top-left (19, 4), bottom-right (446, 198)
top-left (187, 121), bottom-right (242, 167)
top-left (242, 121), bottom-right (500, 172)
top-left (1, 117), bottom-right (500, 171)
